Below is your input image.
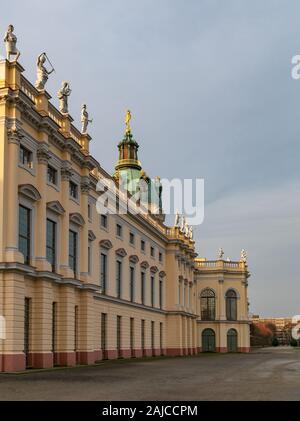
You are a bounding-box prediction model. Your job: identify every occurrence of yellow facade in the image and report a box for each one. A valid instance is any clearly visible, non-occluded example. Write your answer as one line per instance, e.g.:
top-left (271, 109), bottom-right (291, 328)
top-left (0, 59), bottom-right (250, 372)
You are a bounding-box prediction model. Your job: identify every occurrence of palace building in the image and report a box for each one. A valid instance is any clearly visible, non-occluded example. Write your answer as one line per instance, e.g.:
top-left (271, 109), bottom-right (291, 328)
top-left (0, 46), bottom-right (250, 372)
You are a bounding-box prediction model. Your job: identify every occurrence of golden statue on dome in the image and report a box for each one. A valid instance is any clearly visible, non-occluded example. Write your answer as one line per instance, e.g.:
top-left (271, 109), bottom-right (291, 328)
top-left (125, 110), bottom-right (132, 134)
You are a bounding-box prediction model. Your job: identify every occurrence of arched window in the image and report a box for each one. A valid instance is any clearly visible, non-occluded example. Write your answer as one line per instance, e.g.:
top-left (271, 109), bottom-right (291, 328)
top-left (227, 328), bottom-right (238, 352)
top-left (202, 329), bottom-right (216, 352)
top-left (226, 289), bottom-right (237, 321)
top-left (200, 288), bottom-right (215, 320)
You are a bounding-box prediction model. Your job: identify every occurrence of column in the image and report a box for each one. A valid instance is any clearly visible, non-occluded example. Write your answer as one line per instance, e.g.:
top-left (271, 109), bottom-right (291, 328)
top-left (56, 285), bottom-right (76, 366)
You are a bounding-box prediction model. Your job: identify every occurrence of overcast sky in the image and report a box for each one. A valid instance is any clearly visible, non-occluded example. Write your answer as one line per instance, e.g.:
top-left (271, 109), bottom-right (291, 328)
top-left (2, 0), bottom-right (300, 317)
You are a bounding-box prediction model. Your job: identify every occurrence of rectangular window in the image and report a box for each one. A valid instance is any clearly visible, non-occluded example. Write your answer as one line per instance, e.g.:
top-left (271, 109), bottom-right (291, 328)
top-left (24, 297), bottom-right (31, 368)
top-left (52, 302), bottom-right (57, 356)
top-left (130, 318), bottom-right (134, 354)
top-left (116, 223), bottom-right (122, 237)
top-left (150, 246), bottom-right (155, 258)
top-left (88, 242), bottom-right (92, 274)
top-left (46, 219), bottom-right (56, 271)
top-left (88, 203), bottom-right (92, 220)
top-left (141, 272), bottom-right (145, 305)
top-left (116, 260), bottom-right (122, 298)
top-left (159, 252), bottom-right (163, 263)
top-left (129, 232), bottom-right (135, 245)
top-left (19, 205), bottom-right (31, 265)
top-left (178, 282), bottom-right (181, 305)
top-left (141, 319), bottom-right (145, 355)
top-left (68, 230), bottom-right (77, 274)
top-left (19, 144), bottom-right (33, 169)
top-left (141, 239), bottom-right (145, 252)
top-left (69, 181), bottom-right (78, 199)
top-left (101, 214), bottom-right (108, 228)
top-left (151, 276), bottom-right (155, 307)
top-left (117, 316), bottom-right (122, 358)
top-left (160, 322), bottom-right (163, 354)
top-left (101, 313), bottom-right (107, 355)
top-left (100, 253), bottom-right (107, 293)
top-left (159, 279), bottom-right (163, 309)
top-left (74, 306), bottom-right (79, 352)
top-left (47, 165), bottom-right (57, 185)
top-left (130, 266), bottom-right (135, 302)
top-left (151, 321), bottom-right (155, 353)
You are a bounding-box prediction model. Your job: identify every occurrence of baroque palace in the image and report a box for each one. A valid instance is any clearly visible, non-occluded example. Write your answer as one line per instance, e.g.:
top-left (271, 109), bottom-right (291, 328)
top-left (0, 27), bottom-right (250, 372)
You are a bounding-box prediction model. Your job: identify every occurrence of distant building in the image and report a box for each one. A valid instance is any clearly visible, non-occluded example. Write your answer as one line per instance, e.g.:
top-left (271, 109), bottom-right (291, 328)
top-left (251, 316), bottom-right (292, 345)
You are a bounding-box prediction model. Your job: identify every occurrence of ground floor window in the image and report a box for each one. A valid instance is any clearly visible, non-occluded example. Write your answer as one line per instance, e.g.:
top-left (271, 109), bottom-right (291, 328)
top-left (101, 313), bottom-right (107, 357)
top-left (202, 328), bottom-right (216, 352)
top-left (117, 316), bottom-right (122, 358)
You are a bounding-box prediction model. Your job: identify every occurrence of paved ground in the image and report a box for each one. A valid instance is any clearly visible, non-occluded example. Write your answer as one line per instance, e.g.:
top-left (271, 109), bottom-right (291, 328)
top-left (0, 347), bottom-right (300, 400)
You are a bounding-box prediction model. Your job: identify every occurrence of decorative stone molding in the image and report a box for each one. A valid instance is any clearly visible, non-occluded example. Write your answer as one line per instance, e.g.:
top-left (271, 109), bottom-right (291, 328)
top-left (18, 184), bottom-right (42, 202)
top-left (150, 265), bottom-right (159, 274)
top-left (115, 248), bottom-right (127, 258)
top-left (159, 270), bottom-right (166, 278)
top-left (129, 255), bottom-right (139, 264)
top-left (140, 260), bottom-right (149, 269)
top-left (37, 143), bottom-right (51, 164)
top-left (88, 230), bottom-right (96, 242)
top-left (81, 176), bottom-right (90, 194)
top-left (61, 161), bottom-right (73, 181)
top-left (46, 200), bottom-right (65, 215)
top-left (7, 126), bottom-right (24, 144)
top-left (69, 212), bottom-right (85, 227)
top-left (99, 239), bottom-right (113, 250)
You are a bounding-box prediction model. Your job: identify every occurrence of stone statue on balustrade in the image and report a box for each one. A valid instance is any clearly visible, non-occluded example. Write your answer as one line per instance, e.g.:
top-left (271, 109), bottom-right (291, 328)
top-left (189, 225), bottom-right (193, 240)
top-left (240, 249), bottom-right (247, 262)
top-left (174, 211), bottom-right (180, 227)
top-left (218, 247), bottom-right (224, 260)
top-left (35, 53), bottom-right (54, 91)
top-left (180, 215), bottom-right (185, 233)
top-left (184, 220), bottom-right (189, 237)
top-left (57, 81), bottom-right (71, 114)
top-left (4, 24), bottom-right (20, 62)
top-left (81, 104), bottom-right (93, 134)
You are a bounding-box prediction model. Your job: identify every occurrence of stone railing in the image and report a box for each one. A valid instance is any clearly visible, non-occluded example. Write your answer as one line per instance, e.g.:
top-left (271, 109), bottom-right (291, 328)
top-left (20, 77), bottom-right (37, 104)
top-left (48, 103), bottom-right (62, 127)
top-left (195, 260), bottom-right (245, 270)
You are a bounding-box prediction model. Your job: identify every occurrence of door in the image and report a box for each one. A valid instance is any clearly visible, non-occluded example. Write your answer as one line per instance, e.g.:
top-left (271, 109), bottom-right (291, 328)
top-left (24, 297), bottom-right (31, 368)
top-left (227, 329), bottom-right (238, 352)
top-left (202, 329), bottom-right (216, 352)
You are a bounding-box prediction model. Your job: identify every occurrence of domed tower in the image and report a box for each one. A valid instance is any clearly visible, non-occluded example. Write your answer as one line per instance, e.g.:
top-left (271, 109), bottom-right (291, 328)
top-left (114, 111), bottom-right (165, 222)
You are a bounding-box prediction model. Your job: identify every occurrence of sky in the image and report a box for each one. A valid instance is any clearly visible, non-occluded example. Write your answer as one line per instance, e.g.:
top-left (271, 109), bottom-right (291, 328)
top-left (1, 0), bottom-right (300, 317)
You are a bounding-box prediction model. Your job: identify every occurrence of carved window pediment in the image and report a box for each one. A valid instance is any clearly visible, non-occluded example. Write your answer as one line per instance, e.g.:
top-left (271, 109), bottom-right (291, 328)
top-left (140, 260), bottom-right (149, 269)
top-left (129, 255), bottom-right (139, 264)
top-left (100, 239), bottom-right (113, 250)
top-left (18, 184), bottom-right (41, 202)
top-left (88, 230), bottom-right (96, 242)
top-left (47, 200), bottom-right (65, 215)
top-left (69, 212), bottom-right (85, 226)
top-left (150, 265), bottom-right (159, 274)
top-left (115, 248), bottom-right (127, 257)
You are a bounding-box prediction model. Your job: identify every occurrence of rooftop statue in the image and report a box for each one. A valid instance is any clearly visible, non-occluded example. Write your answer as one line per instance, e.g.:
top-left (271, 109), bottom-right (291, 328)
top-left (4, 24), bottom-right (20, 62)
top-left (218, 247), bottom-right (224, 260)
top-left (57, 81), bottom-right (71, 114)
top-left (125, 110), bottom-right (132, 134)
top-left (35, 52), bottom-right (54, 91)
top-left (81, 104), bottom-right (93, 134)
top-left (174, 211), bottom-right (180, 227)
top-left (241, 249), bottom-right (247, 262)
top-left (189, 225), bottom-right (193, 240)
top-left (180, 215), bottom-right (185, 232)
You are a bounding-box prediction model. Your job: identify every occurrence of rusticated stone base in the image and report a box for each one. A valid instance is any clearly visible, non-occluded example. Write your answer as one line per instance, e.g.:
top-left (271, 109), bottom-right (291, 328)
top-left (238, 347), bottom-right (251, 353)
top-left (76, 351), bottom-right (96, 365)
top-left (165, 348), bottom-right (183, 356)
top-left (54, 352), bottom-right (76, 366)
top-left (216, 347), bottom-right (227, 353)
top-left (0, 353), bottom-right (26, 372)
top-left (28, 353), bottom-right (53, 369)
top-left (106, 349), bottom-right (118, 360)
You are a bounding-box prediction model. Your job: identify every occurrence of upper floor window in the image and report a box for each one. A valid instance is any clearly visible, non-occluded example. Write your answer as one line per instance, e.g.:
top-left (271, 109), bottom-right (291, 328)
top-left (68, 230), bottom-right (77, 274)
top-left (19, 145), bottom-right (33, 169)
top-left (141, 239), bottom-right (145, 252)
top-left (130, 266), bottom-right (135, 302)
top-left (141, 272), bottom-right (145, 305)
top-left (116, 260), bottom-right (122, 298)
top-left (88, 204), bottom-right (92, 220)
top-left (88, 242), bottom-right (92, 274)
top-left (159, 252), bottom-right (163, 263)
top-left (100, 252), bottom-right (107, 293)
top-left (116, 223), bottom-right (122, 237)
top-left (101, 214), bottom-right (108, 228)
top-left (159, 279), bottom-right (163, 309)
top-left (47, 165), bottom-right (57, 185)
top-left (69, 181), bottom-right (78, 199)
top-left (46, 219), bottom-right (56, 271)
top-left (151, 275), bottom-right (155, 307)
top-left (18, 205), bottom-right (31, 265)
top-left (226, 289), bottom-right (237, 321)
top-left (150, 246), bottom-right (155, 258)
top-left (129, 232), bottom-right (135, 245)
top-left (200, 288), bottom-right (215, 321)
